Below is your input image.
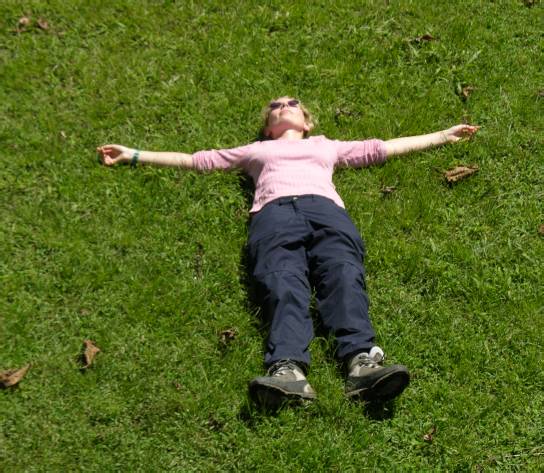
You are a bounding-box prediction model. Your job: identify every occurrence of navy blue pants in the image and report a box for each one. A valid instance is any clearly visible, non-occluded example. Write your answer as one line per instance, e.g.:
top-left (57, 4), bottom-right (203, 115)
top-left (247, 195), bottom-right (376, 369)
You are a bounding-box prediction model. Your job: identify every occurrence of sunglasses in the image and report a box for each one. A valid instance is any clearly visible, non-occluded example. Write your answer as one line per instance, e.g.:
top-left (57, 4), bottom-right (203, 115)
top-left (269, 99), bottom-right (300, 110)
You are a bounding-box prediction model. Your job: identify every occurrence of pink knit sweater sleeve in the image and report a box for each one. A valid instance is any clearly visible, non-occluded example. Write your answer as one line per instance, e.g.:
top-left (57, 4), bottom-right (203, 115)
top-left (192, 143), bottom-right (254, 171)
top-left (332, 138), bottom-right (388, 168)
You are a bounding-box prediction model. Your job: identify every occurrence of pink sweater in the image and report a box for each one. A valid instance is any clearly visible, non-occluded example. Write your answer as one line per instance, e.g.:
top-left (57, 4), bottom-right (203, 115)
top-left (192, 135), bottom-right (387, 213)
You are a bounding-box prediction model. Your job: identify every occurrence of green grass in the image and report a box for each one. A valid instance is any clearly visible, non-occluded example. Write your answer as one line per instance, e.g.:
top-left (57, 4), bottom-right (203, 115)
top-left (1, 0), bottom-right (543, 470)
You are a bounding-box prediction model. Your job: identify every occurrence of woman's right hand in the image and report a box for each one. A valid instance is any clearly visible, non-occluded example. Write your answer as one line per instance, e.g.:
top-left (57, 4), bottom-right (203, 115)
top-left (96, 144), bottom-right (134, 166)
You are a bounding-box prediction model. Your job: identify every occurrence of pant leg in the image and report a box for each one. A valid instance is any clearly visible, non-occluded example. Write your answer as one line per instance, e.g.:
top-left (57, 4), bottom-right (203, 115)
top-left (247, 200), bottom-right (314, 368)
top-left (301, 197), bottom-right (376, 360)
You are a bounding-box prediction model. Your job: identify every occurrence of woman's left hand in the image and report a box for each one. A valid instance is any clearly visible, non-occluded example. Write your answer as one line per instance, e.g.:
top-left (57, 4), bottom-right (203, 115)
top-left (444, 124), bottom-right (481, 143)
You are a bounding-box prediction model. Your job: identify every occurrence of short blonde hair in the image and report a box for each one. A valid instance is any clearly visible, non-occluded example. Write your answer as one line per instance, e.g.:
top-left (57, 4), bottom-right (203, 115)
top-left (261, 98), bottom-right (315, 138)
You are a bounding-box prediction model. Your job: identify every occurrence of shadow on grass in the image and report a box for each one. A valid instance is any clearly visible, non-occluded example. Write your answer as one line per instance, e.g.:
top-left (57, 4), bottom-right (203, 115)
top-left (238, 403), bottom-right (278, 426)
top-left (362, 400), bottom-right (397, 420)
top-left (238, 395), bottom-right (397, 424)
top-left (238, 396), bottom-right (317, 427)
top-left (237, 398), bottom-right (285, 428)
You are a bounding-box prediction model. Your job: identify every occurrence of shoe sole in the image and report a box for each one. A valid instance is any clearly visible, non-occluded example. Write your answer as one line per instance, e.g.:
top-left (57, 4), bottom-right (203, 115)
top-left (346, 370), bottom-right (410, 403)
top-left (249, 383), bottom-right (316, 409)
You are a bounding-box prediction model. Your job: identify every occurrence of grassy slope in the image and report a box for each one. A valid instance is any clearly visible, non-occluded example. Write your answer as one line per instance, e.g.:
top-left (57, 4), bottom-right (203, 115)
top-left (1, 0), bottom-right (543, 471)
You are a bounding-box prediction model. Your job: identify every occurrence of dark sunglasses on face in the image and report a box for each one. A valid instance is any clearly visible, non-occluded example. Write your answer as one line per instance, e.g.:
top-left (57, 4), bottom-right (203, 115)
top-left (269, 99), bottom-right (300, 110)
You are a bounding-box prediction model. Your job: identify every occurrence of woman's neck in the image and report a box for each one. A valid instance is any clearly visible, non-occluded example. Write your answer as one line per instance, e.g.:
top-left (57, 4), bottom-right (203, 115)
top-left (272, 129), bottom-right (305, 140)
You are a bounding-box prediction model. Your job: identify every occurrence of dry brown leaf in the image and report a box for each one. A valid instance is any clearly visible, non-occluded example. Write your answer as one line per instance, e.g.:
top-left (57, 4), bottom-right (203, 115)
top-left (81, 339), bottom-right (101, 368)
top-left (334, 108), bottom-right (360, 125)
top-left (537, 90), bottom-right (544, 98)
top-left (456, 83), bottom-right (475, 102)
top-left (538, 224), bottom-right (544, 236)
top-left (18, 16), bottom-right (31, 28)
top-left (14, 16), bottom-right (31, 33)
top-left (335, 108), bottom-right (353, 117)
top-left (0, 364), bottom-right (31, 388)
top-left (380, 186), bottom-right (397, 195)
top-left (423, 425), bottom-right (437, 443)
top-left (462, 86), bottom-right (475, 99)
top-left (444, 165), bottom-right (479, 183)
top-left (219, 328), bottom-right (237, 346)
top-left (413, 34), bottom-right (437, 43)
top-left (419, 33), bottom-right (436, 41)
top-left (36, 18), bottom-right (49, 30)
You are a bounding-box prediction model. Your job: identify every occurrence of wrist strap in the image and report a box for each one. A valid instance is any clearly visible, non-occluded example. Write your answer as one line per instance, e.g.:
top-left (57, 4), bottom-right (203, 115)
top-left (130, 150), bottom-right (140, 167)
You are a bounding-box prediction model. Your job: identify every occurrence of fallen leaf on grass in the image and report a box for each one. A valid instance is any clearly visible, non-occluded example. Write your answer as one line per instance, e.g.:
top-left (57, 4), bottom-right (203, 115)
top-left (13, 16), bottom-right (51, 34)
top-left (36, 18), bottom-right (49, 30)
top-left (412, 33), bottom-right (437, 43)
top-left (538, 224), bottom-right (544, 236)
top-left (537, 90), bottom-right (544, 98)
top-left (14, 16), bottom-right (32, 33)
top-left (0, 365), bottom-right (31, 388)
top-left (461, 86), bottom-right (475, 99)
top-left (380, 186), bottom-right (397, 195)
top-left (456, 83), bottom-right (476, 101)
top-left (444, 165), bottom-right (479, 183)
top-left (335, 108), bottom-right (354, 118)
top-left (423, 425), bottom-right (437, 443)
top-left (219, 328), bottom-right (237, 346)
top-left (81, 339), bottom-right (101, 369)
top-left (335, 108), bottom-right (360, 118)
top-left (18, 16), bottom-right (31, 28)
top-left (334, 108), bottom-right (360, 125)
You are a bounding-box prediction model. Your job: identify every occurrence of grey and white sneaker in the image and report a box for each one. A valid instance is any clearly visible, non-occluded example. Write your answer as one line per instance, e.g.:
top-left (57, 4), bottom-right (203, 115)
top-left (249, 360), bottom-right (317, 409)
top-left (345, 346), bottom-right (410, 403)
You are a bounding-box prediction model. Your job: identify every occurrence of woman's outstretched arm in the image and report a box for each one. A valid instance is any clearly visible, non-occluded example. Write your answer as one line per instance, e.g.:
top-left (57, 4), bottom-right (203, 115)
top-left (384, 124), bottom-right (480, 157)
top-left (97, 144), bottom-right (194, 168)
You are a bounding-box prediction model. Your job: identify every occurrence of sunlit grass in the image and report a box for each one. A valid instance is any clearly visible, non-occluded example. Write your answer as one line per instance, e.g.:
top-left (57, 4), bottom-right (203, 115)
top-left (1, 0), bottom-right (543, 470)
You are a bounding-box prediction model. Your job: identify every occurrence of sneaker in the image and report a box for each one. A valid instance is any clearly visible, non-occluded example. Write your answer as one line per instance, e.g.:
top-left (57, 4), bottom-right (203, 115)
top-left (345, 346), bottom-right (410, 402)
top-left (249, 360), bottom-right (317, 409)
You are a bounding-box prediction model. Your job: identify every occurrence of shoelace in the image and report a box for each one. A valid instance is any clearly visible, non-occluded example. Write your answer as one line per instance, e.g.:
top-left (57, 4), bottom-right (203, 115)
top-left (355, 354), bottom-right (381, 369)
top-left (269, 361), bottom-right (299, 377)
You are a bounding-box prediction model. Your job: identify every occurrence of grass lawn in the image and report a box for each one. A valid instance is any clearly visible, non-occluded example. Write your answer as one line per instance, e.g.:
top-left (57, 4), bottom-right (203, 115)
top-left (1, 0), bottom-right (543, 470)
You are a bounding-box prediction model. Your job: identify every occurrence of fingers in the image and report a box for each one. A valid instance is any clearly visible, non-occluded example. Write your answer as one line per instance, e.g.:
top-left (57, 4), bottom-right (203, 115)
top-left (451, 124), bottom-right (480, 138)
top-left (444, 124), bottom-right (480, 144)
top-left (98, 144), bottom-right (118, 155)
top-left (96, 146), bottom-right (106, 164)
top-left (96, 145), bottom-right (119, 166)
top-left (463, 125), bottom-right (480, 137)
top-left (96, 146), bottom-right (118, 166)
top-left (96, 146), bottom-right (108, 165)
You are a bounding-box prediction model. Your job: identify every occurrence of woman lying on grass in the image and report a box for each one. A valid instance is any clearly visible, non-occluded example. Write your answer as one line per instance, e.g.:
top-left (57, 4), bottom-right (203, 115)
top-left (97, 97), bottom-right (479, 409)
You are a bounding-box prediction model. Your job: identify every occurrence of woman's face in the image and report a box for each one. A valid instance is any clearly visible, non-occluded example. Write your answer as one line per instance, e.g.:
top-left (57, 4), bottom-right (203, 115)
top-left (264, 96), bottom-right (310, 138)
